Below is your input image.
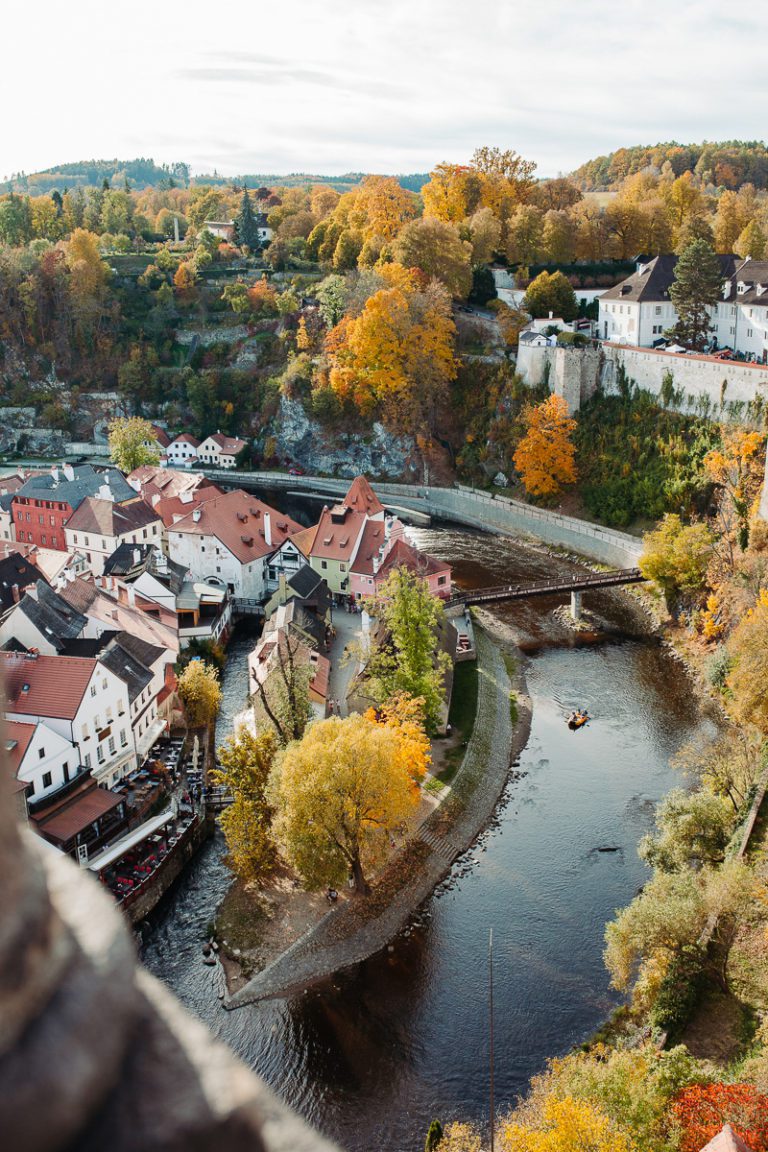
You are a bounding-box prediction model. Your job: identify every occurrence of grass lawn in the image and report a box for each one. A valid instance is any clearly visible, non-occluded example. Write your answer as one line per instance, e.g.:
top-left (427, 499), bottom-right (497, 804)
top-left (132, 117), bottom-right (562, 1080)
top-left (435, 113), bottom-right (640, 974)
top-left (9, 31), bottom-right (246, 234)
top-left (434, 661), bottom-right (480, 787)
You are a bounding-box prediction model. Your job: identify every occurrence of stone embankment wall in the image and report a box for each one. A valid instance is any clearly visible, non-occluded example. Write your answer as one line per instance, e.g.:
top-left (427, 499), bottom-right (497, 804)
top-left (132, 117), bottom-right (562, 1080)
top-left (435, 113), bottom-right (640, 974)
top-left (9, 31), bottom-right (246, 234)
top-left (207, 470), bottom-right (643, 568)
top-left (518, 340), bottom-right (768, 413)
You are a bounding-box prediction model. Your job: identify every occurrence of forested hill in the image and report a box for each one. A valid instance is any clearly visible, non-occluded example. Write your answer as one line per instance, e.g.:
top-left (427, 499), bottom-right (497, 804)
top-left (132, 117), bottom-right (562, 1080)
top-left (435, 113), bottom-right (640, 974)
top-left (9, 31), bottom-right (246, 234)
top-left (1, 160), bottom-right (429, 197)
top-left (571, 140), bottom-right (768, 192)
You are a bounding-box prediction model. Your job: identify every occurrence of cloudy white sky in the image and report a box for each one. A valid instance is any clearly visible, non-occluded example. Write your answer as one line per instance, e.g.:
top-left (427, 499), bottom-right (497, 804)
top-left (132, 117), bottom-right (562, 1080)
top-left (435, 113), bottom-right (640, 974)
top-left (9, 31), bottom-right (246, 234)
top-left (2, 1), bottom-right (764, 180)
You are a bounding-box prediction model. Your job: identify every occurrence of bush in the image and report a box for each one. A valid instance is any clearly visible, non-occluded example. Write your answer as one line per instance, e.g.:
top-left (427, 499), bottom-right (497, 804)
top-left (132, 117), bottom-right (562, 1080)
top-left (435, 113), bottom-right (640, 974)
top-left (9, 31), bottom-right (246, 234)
top-left (650, 945), bottom-right (707, 1040)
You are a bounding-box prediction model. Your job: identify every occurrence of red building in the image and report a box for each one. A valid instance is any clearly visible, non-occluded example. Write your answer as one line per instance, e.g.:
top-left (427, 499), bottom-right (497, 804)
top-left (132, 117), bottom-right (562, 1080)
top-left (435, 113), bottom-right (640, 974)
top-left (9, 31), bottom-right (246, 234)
top-left (12, 465), bottom-right (136, 552)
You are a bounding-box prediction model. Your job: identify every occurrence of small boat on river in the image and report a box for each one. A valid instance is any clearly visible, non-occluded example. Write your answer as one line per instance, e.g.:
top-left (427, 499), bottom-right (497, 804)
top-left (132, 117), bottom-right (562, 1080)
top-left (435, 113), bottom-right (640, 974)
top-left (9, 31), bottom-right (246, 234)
top-left (567, 710), bottom-right (589, 730)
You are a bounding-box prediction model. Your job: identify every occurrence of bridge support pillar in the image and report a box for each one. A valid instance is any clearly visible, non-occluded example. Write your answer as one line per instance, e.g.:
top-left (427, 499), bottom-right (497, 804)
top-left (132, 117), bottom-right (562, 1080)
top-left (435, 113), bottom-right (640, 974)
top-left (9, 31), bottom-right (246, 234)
top-left (570, 591), bottom-right (582, 621)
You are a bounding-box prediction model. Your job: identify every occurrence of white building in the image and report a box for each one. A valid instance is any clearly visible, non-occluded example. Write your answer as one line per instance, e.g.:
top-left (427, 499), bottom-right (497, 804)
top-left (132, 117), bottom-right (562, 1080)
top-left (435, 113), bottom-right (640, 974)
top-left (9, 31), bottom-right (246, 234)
top-left (6, 718), bottom-right (82, 804)
top-left (597, 254), bottom-right (768, 358)
top-left (168, 489), bottom-right (302, 601)
top-left (64, 497), bottom-right (163, 576)
top-left (165, 434), bottom-right (201, 467)
top-left (2, 651), bottom-right (137, 787)
top-left (196, 432), bottom-right (247, 469)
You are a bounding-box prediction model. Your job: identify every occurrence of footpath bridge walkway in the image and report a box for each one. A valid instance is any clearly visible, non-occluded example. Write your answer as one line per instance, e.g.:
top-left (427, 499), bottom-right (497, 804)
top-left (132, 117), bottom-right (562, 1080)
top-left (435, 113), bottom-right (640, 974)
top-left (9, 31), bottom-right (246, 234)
top-left (450, 567), bottom-right (645, 611)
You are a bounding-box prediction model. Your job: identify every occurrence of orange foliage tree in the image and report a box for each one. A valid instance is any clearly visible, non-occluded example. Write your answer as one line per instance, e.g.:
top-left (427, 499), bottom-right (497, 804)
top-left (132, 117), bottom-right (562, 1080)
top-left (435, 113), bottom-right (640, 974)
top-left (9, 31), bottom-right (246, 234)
top-left (324, 265), bottom-right (457, 433)
top-left (513, 395), bottom-right (577, 499)
top-left (672, 1083), bottom-right (768, 1152)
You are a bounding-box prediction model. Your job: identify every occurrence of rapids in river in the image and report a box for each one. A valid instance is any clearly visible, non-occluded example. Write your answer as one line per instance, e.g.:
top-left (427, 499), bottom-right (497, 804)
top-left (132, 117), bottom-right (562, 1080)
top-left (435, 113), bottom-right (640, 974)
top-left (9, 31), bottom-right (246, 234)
top-left (141, 521), bottom-right (714, 1151)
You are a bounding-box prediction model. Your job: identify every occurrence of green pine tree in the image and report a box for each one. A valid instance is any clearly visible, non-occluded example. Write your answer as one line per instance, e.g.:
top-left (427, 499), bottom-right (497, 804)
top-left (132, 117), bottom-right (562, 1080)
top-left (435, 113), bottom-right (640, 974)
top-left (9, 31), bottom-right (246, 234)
top-left (234, 186), bottom-right (260, 251)
top-left (668, 238), bottom-right (722, 350)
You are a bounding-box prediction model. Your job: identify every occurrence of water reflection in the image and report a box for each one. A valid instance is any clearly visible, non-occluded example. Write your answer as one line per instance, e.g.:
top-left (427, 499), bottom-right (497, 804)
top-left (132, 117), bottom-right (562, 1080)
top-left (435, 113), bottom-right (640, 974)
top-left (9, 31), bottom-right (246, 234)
top-left (141, 523), bottom-right (714, 1152)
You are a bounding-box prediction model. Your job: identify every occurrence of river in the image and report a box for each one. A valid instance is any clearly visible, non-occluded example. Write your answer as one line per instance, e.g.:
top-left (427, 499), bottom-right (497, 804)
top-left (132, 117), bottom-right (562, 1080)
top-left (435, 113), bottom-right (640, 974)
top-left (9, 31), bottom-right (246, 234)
top-left (141, 522), bottom-right (714, 1152)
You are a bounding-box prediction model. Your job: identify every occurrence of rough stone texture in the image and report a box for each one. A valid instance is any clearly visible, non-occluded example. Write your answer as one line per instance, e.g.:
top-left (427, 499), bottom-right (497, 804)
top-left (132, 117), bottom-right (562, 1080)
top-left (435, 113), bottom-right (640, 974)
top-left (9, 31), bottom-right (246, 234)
top-left (272, 396), bottom-right (416, 479)
top-left (226, 628), bottom-right (520, 1007)
top-left (0, 767), bottom-right (341, 1152)
top-left (551, 346), bottom-right (601, 414)
top-left (175, 326), bottom-right (251, 347)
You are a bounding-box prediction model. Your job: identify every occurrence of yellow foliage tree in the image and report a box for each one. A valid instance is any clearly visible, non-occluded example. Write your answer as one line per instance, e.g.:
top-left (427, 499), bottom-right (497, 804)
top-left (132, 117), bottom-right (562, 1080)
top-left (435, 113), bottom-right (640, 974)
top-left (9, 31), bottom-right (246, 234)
top-left (178, 660), bottom-right (222, 728)
top-left (726, 597), bottom-right (768, 732)
top-left (513, 395), bottom-right (577, 499)
top-left (500, 1095), bottom-right (636, 1152)
top-left (704, 428), bottom-right (764, 553)
top-left (212, 728), bottom-right (277, 881)
top-left (269, 711), bottom-right (428, 893)
top-left (107, 416), bottom-right (161, 473)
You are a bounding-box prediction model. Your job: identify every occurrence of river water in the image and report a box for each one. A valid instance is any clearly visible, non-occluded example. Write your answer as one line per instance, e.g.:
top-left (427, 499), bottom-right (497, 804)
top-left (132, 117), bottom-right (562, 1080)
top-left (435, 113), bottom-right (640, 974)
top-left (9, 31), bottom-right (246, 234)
top-left (141, 521), bottom-right (714, 1152)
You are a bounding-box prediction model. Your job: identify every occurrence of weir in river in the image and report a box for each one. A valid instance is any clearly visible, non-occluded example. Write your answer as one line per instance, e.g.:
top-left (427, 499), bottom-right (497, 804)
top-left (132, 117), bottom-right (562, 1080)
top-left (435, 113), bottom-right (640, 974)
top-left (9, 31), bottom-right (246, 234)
top-left (141, 519), bottom-right (715, 1152)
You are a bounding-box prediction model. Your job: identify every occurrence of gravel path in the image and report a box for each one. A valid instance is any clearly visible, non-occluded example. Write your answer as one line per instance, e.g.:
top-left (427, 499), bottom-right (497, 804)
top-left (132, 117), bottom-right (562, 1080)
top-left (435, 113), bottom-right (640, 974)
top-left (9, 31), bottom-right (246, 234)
top-left (224, 626), bottom-right (532, 1009)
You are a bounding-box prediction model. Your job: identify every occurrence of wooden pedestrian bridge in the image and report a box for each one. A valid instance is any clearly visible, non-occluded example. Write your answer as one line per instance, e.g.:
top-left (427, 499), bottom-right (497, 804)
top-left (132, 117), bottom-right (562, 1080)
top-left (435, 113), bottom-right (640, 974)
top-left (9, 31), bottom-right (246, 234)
top-left (449, 567), bottom-right (646, 618)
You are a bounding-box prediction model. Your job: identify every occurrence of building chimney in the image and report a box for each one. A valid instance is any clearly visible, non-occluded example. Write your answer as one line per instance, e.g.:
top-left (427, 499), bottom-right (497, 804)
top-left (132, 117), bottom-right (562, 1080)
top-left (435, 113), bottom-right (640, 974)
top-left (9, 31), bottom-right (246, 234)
top-left (133, 548), bottom-right (142, 565)
top-left (264, 511), bottom-right (272, 547)
top-left (179, 490), bottom-right (193, 504)
top-left (192, 509), bottom-right (202, 522)
top-left (62, 463), bottom-right (75, 483)
top-left (11, 583), bottom-right (19, 604)
top-left (127, 586), bottom-right (136, 608)
top-left (97, 483), bottom-right (114, 502)
top-left (50, 466), bottom-right (59, 484)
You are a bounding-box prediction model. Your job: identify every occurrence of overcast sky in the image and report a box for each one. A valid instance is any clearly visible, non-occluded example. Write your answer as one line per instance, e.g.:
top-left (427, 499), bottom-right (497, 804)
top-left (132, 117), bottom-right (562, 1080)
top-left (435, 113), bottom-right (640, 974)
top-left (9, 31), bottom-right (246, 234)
top-left (3, 1), bottom-right (764, 181)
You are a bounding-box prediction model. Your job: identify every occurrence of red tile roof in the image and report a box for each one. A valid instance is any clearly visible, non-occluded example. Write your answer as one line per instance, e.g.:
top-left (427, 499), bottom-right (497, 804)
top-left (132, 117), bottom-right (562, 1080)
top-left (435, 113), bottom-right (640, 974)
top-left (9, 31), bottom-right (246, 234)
top-left (169, 433), bottom-right (201, 447)
top-left (150, 425), bottom-right (171, 448)
top-left (153, 486), bottom-right (223, 529)
top-left (2, 652), bottom-right (96, 719)
top-left (4, 720), bottom-right (36, 773)
top-left (344, 475), bottom-right (385, 517)
top-left (66, 496), bottom-right (161, 537)
top-left (376, 538), bottom-right (451, 583)
top-left (169, 489), bottom-right (303, 563)
top-left (350, 519), bottom-right (387, 576)
top-left (310, 506), bottom-right (366, 563)
top-left (205, 433), bottom-right (247, 456)
top-left (127, 466), bottom-right (214, 504)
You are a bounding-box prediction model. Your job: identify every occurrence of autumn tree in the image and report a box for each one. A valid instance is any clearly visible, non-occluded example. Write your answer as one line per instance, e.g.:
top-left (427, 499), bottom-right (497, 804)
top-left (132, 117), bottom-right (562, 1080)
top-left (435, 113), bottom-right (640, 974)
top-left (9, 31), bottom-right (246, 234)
top-left (325, 266), bottom-right (457, 434)
top-left (363, 568), bottom-right (452, 733)
top-left (250, 629), bottom-right (313, 746)
top-left (735, 219), bottom-right (766, 260)
top-left (705, 428), bottom-right (764, 554)
top-left (523, 270), bottom-right (578, 321)
top-left (604, 869), bottom-right (706, 996)
top-left (464, 207), bottom-right (501, 265)
top-left (668, 238), bottom-right (722, 349)
top-left (268, 710), bottom-right (429, 893)
top-left (672, 1083), bottom-right (768, 1152)
top-left (638, 787), bottom-right (735, 872)
top-left (673, 729), bottom-right (763, 814)
top-left (726, 595), bottom-right (768, 731)
top-left (394, 217), bottom-right (473, 298)
top-left (506, 205), bottom-right (545, 265)
top-left (422, 163), bottom-right (484, 223)
top-left (639, 514), bottom-right (714, 607)
top-left (513, 395), bottom-right (577, 500)
top-left (211, 728), bottom-right (277, 880)
top-left (178, 660), bottom-right (222, 728)
top-left (500, 1095), bottom-right (635, 1152)
top-left (107, 416), bottom-right (161, 473)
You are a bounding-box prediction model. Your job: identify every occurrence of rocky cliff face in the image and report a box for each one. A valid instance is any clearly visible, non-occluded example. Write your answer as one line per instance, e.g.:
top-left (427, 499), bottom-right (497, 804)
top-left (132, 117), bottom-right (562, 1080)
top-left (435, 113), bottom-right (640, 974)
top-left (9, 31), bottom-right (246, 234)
top-left (273, 396), bottom-right (419, 479)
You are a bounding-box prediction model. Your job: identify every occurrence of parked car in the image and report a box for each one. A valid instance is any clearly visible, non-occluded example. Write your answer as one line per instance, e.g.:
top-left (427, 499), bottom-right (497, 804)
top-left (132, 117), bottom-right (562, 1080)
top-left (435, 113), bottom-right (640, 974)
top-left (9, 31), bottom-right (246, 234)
top-left (288, 465), bottom-right (305, 476)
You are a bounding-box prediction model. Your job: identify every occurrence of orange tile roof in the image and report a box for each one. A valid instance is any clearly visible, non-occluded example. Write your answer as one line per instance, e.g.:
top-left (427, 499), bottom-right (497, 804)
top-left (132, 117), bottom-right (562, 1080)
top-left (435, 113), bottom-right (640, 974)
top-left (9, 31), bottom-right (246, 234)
top-left (2, 652), bottom-right (96, 720)
top-left (127, 466), bottom-right (214, 504)
top-left (169, 489), bottom-right (303, 563)
top-left (290, 523), bottom-right (318, 558)
top-left (206, 432), bottom-right (247, 456)
top-left (343, 475), bottom-right (385, 517)
top-left (66, 496), bottom-right (162, 537)
top-left (310, 506), bottom-right (366, 562)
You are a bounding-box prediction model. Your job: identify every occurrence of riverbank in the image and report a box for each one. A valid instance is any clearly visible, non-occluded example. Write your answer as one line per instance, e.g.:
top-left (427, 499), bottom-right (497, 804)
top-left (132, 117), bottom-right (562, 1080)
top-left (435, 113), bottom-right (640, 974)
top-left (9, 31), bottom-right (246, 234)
top-left (223, 624), bottom-right (530, 1008)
